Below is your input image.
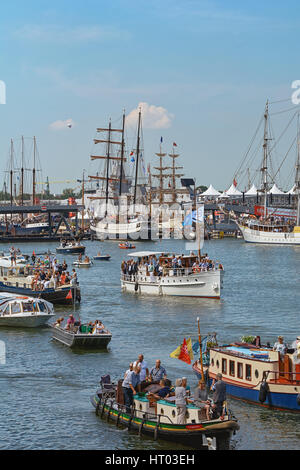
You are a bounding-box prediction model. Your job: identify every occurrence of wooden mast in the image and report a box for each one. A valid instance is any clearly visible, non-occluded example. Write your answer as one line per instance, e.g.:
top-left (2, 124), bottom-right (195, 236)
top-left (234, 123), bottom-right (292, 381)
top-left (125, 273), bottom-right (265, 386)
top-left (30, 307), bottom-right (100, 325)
top-left (105, 121), bottom-right (112, 216)
top-left (10, 139), bottom-right (13, 207)
top-left (21, 135), bottom-right (24, 210)
top-left (133, 109), bottom-right (141, 208)
top-left (32, 136), bottom-right (36, 205)
top-left (82, 170), bottom-right (85, 232)
top-left (119, 111), bottom-right (125, 197)
top-left (262, 100), bottom-right (269, 219)
top-left (197, 317), bottom-right (205, 384)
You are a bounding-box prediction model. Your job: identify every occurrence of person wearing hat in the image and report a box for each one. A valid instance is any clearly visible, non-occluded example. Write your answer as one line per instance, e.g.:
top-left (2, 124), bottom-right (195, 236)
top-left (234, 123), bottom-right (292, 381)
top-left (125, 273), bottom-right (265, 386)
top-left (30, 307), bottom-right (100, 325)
top-left (273, 336), bottom-right (287, 358)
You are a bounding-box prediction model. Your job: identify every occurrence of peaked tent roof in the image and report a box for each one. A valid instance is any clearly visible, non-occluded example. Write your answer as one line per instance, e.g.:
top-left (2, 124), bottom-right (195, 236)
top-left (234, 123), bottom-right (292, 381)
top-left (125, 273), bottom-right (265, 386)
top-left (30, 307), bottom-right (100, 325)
top-left (219, 191), bottom-right (229, 198)
top-left (226, 184), bottom-right (243, 196)
top-left (268, 184), bottom-right (285, 195)
top-left (245, 184), bottom-right (258, 196)
top-left (200, 184), bottom-right (221, 197)
top-left (287, 184), bottom-right (296, 194)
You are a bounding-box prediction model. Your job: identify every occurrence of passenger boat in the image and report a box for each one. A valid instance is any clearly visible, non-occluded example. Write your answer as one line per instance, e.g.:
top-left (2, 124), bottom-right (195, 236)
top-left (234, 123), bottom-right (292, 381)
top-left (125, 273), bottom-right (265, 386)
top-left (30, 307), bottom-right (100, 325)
top-left (93, 255), bottom-right (111, 261)
top-left (90, 378), bottom-right (239, 449)
top-left (119, 243), bottom-right (136, 249)
top-left (56, 242), bottom-right (86, 254)
top-left (193, 336), bottom-right (300, 412)
top-left (0, 293), bottom-right (55, 327)
top-left (51, 324), bottom-right (112, 349)
top-left (121, 251), bottom-right (224, 298)
top-left (0, 259), bottom-right (81, 304)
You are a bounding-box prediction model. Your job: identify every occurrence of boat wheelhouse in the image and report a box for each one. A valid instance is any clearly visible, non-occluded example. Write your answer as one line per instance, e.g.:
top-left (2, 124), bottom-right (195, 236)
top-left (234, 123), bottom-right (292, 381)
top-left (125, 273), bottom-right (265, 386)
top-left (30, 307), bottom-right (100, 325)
top-left (193, 341), bottom-right (300, 411)
top-left (0, 293), bottom-right (54, 327)
top-left (121, 251), bottom-right (224, 298)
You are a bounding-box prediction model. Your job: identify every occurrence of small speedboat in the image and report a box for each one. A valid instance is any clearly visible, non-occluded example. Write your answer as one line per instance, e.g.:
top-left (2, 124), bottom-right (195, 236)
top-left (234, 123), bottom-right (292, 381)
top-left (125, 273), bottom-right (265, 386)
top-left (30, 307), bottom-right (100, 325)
top-left (0, 293), bottom-right (55, 327)
top-left (72, 260), bottom-right (93, 267)
top-left (93, 255), bottom-right (111, 261)
top-left (119, 243), bottom-right (136, 249)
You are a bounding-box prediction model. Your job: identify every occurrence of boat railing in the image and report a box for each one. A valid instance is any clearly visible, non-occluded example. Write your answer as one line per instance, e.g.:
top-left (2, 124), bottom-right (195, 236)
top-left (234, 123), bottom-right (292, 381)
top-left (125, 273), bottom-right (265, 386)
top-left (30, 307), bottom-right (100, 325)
top-left (265, 369), bottom-right (300, 384)
top-left (121, 265), bottom-right (222, 281)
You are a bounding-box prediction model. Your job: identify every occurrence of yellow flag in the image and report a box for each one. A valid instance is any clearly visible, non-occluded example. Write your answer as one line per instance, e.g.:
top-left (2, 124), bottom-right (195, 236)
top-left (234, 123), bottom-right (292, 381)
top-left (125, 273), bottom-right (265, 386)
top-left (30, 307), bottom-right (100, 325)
top-left (170, 337), bottom-right (194, 361)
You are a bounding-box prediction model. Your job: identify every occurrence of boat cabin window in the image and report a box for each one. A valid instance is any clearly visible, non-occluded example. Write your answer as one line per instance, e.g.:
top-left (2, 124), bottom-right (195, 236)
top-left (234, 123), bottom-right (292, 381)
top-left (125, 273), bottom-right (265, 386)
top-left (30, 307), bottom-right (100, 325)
top-left (237, 362), bottom-right (243, 379)
top-left (22, 302), bottom-right (34, 312)
top-left (229, 360), bottom-right (235, 377)
top-left (222, 358), bottom-right (227, 375)
top-left (245, 364), bottom-right (252, 381)
top-left (38, 301), bottom-right (47, 312)
top-left (11, 302), bottom-right (21, 314)
top-left (3, 304), bottom-right (10, 315)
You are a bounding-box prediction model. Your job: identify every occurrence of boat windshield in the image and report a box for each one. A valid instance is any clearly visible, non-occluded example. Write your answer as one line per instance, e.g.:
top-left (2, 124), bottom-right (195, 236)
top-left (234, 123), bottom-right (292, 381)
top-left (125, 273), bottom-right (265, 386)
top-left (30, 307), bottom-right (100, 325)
top-left (22, 301), bottom-right (34, 312)
top-left (38, 301), bottom-right (47, 312)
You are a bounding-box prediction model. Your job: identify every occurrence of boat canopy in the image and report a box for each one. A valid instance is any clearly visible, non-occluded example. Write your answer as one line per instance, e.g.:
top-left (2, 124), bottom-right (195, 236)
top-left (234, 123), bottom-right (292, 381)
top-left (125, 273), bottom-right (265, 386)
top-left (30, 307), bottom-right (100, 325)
top-left (127, 251), bottom-right (164, 257)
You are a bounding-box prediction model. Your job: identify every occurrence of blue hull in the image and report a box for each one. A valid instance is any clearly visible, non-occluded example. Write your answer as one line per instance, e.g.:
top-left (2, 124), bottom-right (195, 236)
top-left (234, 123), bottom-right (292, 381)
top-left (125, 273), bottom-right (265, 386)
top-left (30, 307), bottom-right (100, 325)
top-left (194, 370), bottom-right (300, 412)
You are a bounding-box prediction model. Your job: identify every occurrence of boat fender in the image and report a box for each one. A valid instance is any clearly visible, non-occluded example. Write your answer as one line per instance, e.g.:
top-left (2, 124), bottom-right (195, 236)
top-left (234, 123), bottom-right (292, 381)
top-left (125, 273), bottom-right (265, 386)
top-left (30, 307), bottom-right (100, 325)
top-left (297, 394), bottom-right (300, 406)
top-left (259, 381), bottom-right (269, 403)
top-left (134, 282), bottom-right (139, 292)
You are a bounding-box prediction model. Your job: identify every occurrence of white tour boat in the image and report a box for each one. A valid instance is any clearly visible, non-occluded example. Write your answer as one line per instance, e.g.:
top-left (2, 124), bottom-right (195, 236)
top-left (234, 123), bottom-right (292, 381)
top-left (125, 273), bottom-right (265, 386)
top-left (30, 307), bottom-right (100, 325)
top-left (0, 293), bottom-right (55, 327)
top-left (121, 251), bottom-right (224, 299)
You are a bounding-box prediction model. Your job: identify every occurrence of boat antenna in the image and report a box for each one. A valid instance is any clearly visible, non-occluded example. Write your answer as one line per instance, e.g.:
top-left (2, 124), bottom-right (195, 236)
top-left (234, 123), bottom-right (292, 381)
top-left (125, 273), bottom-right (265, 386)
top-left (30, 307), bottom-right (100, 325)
top-left (197, 316), bottom-right (205, 384)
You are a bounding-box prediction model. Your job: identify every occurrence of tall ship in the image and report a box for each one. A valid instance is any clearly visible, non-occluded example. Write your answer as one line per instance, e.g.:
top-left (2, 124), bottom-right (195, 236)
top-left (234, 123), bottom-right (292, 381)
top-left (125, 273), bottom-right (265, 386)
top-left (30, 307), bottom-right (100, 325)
top-left (237, 102), bottom-right (300, 244)
top-left (89, 110), bottom-right (149, 240)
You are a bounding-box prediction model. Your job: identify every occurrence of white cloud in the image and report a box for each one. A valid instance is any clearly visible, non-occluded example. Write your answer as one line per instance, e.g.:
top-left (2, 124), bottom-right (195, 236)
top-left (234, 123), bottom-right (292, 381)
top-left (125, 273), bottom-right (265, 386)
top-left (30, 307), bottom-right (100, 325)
top-left (49, 118), bottom-right (75, 130)
top-left (126, 102), bottom-right (174, 129)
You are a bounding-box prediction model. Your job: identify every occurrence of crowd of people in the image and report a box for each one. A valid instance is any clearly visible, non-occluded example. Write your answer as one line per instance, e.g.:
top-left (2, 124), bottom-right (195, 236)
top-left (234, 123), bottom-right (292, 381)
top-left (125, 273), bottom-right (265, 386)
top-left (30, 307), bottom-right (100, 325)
top-left (121, 253), bottom-right (223, 280)
top-left (7, 247), bottom-right (79, 291)
top-left (121, 354), bottom-right (226, 423)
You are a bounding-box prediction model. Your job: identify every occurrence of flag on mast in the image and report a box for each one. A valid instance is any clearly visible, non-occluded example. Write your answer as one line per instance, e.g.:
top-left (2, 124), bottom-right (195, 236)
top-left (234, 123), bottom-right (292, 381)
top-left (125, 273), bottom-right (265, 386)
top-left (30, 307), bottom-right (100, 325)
top-left (170, 338), bottom-right (194, 364)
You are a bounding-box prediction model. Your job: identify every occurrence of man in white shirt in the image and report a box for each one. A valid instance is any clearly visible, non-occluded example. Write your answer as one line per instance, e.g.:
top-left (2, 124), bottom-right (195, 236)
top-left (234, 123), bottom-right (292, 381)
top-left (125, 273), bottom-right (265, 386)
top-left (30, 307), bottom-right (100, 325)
top-left (133, 354), bottom-right (149, 382)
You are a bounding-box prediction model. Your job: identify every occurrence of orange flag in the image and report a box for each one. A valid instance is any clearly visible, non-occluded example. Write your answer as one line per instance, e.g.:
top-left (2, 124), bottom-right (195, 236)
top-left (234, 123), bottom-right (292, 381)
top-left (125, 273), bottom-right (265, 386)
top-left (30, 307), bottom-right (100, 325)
top-left (178, 338), bottom-right (191, 364)
top-left (66, 290), bottom-right (72, 300)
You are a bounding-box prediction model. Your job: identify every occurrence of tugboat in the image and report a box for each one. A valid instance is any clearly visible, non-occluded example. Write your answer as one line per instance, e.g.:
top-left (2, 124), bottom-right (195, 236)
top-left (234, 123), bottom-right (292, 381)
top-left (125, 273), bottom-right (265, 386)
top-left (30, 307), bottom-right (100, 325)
top-left (90, 375), bottom-right (239, 449)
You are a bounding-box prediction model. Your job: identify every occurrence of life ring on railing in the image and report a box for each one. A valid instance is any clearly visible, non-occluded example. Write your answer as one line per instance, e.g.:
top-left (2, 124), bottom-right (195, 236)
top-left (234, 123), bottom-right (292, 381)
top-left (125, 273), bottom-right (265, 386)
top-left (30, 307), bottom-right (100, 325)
top-left (193, 267), bottom-right (200, 273)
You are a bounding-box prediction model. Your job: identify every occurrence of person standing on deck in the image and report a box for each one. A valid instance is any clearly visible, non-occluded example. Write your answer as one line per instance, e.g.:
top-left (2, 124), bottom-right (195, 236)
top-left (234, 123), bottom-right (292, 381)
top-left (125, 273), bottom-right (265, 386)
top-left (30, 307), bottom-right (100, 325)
top-left (175, 378), bottom-right (188, 424)
top-left (122, 365), bottom-right (141, 414)
top-left (149, 360), bottom-right (167, 383)
top-left (211, 373), bottom-right (226, 419)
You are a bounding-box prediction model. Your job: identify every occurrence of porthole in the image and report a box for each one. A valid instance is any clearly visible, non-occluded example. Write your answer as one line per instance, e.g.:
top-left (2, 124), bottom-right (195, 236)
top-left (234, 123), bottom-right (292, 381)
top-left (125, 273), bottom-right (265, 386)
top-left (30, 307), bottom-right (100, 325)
top-left (160, 408), bottom-right (164, 415)
top-left (139, 404), bottom-right (142, 410)
top-left (172, 410), bottom-right (176, 417)
top-left (211, 359), bottom-right (214, 367)
top-left (216, 360), bottom-right (219, 369)
top-left (186, 411), bottom-right (189, 419)
top-left (255, 369), bottom-right (259, 379)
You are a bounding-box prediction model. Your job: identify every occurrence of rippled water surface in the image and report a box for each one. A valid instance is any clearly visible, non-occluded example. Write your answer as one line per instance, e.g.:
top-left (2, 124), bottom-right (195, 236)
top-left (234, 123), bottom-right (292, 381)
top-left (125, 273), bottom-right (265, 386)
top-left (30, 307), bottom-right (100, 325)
top-left (0, 238), bottom-right (300, 450)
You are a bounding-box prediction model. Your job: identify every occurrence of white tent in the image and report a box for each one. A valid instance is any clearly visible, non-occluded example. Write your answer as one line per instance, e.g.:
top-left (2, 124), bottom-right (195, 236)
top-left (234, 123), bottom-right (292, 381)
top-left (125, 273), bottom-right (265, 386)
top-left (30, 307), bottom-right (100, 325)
top-left (200, 184), bottom-right (221, 197)
top-left (226, 184), bottom-right (243, 196)
top-left (245, 184), bottom-right (258, 196)
top-left (287, 184), bottom-right (296, 194)
top-left (218, 191), bottom-right (229, 198)
top-left (268, 184), bottom-right (285, 195)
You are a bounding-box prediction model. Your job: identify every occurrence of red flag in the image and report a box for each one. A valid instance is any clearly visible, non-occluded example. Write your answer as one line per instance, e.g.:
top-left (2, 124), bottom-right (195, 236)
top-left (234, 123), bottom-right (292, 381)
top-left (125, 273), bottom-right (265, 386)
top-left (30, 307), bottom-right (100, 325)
top-left (130, 151), bottom-right (134, 156)
top-left (233, 178), bottom-right (237, 187)
top-left (178, 338), bottom-right (191, 364)
top-left (173, 142), bottom-right (177, 147)
top-left (66, 289), bottom-right (72, 300)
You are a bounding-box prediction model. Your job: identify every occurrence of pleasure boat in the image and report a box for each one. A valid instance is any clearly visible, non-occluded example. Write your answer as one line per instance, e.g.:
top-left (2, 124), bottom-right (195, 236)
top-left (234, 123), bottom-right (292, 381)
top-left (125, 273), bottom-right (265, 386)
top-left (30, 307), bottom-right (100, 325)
top-left (0, 293), bottom-right (54, 327)
top-left (121, 251), bottom-right (224, 299)
top-left (56, 241), bottom-right (85, 254)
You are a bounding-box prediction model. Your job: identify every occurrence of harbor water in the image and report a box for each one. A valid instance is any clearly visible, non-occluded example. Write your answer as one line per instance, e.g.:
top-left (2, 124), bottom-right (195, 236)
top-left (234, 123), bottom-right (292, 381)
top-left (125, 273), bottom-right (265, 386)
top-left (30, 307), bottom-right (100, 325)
top-left (0, 237), bottom-right (300, 450)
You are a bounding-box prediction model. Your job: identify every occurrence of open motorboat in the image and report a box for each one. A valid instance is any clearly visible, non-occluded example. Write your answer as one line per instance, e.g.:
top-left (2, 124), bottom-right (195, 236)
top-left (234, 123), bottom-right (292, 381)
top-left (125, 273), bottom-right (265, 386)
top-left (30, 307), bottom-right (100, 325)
top-left (72, 259), bottom-right (93, 268)
top-left (51, 320), bottom-right (112, 349)
top-left (0, 293), bottom-right (55, 327)
top-left (93, 254), bottom-right (111, 261)
top-left (119, 243), bottom-right (136, 249)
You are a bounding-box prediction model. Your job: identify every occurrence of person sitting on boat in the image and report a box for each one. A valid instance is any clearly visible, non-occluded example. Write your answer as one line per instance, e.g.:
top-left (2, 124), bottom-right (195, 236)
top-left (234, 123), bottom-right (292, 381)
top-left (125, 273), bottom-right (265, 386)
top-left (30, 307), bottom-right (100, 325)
top-left (60, 272), bottom-right (66, 285)
top-left (54, 317), bottom-right (64, 328)
top-left (211, 373), bottom-right (226, 420)
top-left (149, 360), bottom-right (167, 384)
top-left (190, 380), bottom-right (211, 421)
top-left (122, 364), bottom-right (141, 414)
top-left (92, 320), bottom-right (106, 334)
top-left (78, 253), bottom-right (82, 262)
top-left (66, 314), bottom-right (75, 331)
top-left (273, 336), bottom-right (287, 359)
top-left (147, 379), bottom-right (171, 403)
top-left (84, 256), bottom-right (90, 264)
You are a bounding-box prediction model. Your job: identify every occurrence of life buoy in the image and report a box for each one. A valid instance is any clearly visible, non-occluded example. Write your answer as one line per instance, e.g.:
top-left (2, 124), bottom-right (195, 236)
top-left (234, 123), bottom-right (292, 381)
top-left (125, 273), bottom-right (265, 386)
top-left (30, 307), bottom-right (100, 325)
top-left (193, 266), bottom-right (200, 273)
top-left (259, 381), bottom-right (269, 403)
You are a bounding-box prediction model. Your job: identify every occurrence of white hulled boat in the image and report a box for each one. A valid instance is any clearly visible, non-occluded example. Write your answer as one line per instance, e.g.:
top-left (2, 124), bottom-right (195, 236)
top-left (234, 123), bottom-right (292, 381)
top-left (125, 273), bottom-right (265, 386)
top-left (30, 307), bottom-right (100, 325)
top-left (238, 101), bottom-right (300, 244)
top-left (121, 251), bottom-right (224, 298)
top-left (0, 293), bottom-right (54, 327)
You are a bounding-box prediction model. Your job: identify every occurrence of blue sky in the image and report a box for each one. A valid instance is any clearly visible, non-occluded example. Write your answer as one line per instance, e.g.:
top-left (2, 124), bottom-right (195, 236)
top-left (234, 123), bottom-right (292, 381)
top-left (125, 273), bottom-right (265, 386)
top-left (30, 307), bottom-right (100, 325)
top-left (1, 0), bottom-right (300, 193)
